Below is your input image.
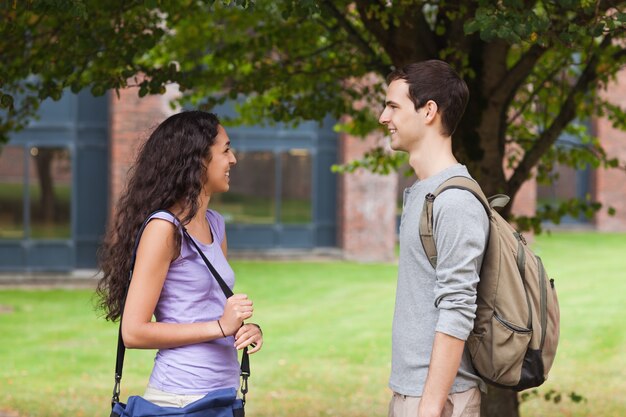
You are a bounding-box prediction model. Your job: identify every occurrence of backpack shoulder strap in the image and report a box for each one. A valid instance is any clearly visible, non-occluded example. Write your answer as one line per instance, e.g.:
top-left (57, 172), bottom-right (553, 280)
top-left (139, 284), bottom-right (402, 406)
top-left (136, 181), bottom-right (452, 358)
top-left (434, 176), bottom-right (491, 211)
top-left (418, 176), bottom-right (492, 268)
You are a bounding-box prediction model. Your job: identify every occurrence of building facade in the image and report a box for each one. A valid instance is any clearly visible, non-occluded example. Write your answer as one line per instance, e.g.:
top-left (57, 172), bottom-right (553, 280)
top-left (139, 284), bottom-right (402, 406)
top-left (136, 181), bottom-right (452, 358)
top-left (0, 91), bottom-right (108, 271)
top-left (1, 70), bottom-right (625, 272)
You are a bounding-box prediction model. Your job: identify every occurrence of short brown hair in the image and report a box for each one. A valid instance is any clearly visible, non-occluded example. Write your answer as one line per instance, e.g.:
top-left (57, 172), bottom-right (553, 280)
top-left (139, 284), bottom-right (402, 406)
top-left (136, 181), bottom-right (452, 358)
top-left (386, 60), bottom-right (469, 136)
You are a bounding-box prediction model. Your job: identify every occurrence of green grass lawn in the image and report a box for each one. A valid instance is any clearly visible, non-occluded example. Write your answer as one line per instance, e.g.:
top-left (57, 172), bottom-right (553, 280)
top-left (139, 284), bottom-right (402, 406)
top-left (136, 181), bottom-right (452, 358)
top-left (0, 232), bottom-right (625, 417)
top-left (519, 232), bottom-right (626, 417)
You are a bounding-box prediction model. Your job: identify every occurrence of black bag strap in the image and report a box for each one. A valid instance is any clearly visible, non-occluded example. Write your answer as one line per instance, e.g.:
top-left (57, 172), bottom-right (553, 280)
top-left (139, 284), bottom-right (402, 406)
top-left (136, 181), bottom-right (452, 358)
top-left (182, 227), bottom-right (234, 298)
top-left (111, 210), bottom-right (159, 408)
top-left (181, 227), bottom-right (251, 400)
top-left (111, 209), bottom-right (250, 410)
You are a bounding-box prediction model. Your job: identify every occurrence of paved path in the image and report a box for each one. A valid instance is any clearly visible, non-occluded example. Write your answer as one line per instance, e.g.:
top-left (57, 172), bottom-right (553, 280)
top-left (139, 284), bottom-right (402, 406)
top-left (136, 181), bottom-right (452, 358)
top-left (0, 270), bottom-right (100, 289)
top-left (0, 248), bottom-right (346, 289)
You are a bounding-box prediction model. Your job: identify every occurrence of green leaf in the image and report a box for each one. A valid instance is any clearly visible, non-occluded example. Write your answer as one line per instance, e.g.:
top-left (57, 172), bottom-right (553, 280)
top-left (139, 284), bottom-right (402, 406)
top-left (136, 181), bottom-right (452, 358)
top-left (590, 23), bottom-right (605, 37)
top-left (0, 94), bottom-right (14, 109)
top-left (138, 84), bottom-right (149, 97)
top-left (463, 19), bottom-right (482, 34)
top-left (569, 391), bottom-right (587, 403)
top-left (90, 84), bottom-right (105, 96)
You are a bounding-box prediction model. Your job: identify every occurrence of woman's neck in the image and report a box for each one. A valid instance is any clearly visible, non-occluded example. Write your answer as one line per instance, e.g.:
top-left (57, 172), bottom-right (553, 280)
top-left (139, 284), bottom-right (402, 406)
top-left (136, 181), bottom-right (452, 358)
top-left (169, 192), bottom-right (210, 224)
top-left (184, 196), bottom-right (213, 244)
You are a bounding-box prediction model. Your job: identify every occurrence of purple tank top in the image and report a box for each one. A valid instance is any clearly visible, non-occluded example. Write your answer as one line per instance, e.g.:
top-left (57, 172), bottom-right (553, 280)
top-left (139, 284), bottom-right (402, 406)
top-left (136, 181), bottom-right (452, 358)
top-left (146, 209), bottom-right (239, 394)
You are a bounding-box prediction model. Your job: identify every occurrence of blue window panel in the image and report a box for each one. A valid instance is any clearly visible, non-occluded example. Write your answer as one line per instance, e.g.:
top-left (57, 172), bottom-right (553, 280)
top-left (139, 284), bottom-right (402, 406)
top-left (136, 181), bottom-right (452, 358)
top-left (0, 244), bottom-right (25, 270)
top-left (225, 226), bottom-right (277, 249)
top-left (278, 226), bottom-right (314, 248)
top-left (2, 89), bottom-right (108, 271)
top-left (26, 242), bottom-right (73, 271)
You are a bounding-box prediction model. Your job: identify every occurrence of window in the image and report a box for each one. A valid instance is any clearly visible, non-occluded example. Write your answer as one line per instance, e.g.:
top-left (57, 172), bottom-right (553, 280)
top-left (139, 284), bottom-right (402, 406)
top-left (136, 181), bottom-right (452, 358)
top-left (211, 151), bottom-right (276, 224)
top-left (29, 146), bottom-right (72, 238)
top-left (210, 148), bottom-right (314, 226)
top-left (0, 145), bottom-right (25, 239)
top-left (0, 145), bottom-right (72, 239)
top-left (280, 149), bottom-right (312, 224)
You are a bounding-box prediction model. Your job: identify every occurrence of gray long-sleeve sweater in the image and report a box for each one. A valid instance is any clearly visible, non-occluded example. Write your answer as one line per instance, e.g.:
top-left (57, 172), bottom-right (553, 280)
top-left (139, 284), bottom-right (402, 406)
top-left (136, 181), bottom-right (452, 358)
top-left (389, 164), bottom-right (489, 397)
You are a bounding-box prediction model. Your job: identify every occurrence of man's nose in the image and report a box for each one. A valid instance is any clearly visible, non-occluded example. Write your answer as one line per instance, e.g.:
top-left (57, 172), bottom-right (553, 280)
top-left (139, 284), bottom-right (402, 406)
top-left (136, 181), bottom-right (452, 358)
top-left (379, 108), bottom-right (389, 125)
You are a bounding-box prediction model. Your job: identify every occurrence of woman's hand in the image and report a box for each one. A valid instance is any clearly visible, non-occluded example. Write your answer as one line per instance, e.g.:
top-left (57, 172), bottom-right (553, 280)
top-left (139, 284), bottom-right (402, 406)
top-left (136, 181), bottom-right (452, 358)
top-left (235, 323), bottom-right (263, 354)
top-left (220, 294), bottom-right (253, 336)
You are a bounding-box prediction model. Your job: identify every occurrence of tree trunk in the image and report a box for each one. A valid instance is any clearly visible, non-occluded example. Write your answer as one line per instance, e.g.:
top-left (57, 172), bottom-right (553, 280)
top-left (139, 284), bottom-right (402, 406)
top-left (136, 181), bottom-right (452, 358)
top-left (368, 9), bottom-right (524, 417)
top-left (34, 148), bottom-right (56, 224)
top-left (482, 387), bottom-right (520, 417)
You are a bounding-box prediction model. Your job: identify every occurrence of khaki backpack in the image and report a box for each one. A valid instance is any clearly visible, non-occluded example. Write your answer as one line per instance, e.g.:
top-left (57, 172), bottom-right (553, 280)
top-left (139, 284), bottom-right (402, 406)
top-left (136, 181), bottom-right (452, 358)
top-left (419, 176), bottom-right (560, 391)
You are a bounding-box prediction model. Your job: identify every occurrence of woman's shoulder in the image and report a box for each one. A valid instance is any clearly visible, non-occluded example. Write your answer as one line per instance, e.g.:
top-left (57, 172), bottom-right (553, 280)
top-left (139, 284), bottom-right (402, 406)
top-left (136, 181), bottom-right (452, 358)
top-left (147, 209), bottom-right (180, 226)
top-left (136, 211), bottom-right (179, 259)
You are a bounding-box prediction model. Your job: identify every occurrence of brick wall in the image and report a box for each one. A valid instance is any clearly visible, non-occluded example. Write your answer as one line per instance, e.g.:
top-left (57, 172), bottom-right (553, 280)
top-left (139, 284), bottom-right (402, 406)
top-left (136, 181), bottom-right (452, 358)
top-left (337, 130), bottom-right (397, 262)
top-left (108, 85), bottom-right (179, 213)
top-left (0, 146), bottom-right (26, 180)
top-left (594, 67), bottom-right (626, 231)
top-left (510, 177), bottom-right (537, 220)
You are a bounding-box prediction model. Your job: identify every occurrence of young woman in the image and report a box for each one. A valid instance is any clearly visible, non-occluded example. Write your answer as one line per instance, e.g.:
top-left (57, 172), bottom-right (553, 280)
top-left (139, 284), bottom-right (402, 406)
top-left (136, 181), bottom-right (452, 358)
top-left (97, 111), bottom-right (263, 407)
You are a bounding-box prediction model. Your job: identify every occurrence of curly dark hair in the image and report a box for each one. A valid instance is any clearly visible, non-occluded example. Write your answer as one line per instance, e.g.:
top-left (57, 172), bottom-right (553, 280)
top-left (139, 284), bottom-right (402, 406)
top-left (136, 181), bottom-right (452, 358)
top-left (96, 111), bottom-right (220, 321)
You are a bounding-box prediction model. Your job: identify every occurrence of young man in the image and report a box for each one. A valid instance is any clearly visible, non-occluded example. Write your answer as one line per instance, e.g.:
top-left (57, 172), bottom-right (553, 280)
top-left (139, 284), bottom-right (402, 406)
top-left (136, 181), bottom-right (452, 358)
top-left (379, 60), bottom-right (489, 417)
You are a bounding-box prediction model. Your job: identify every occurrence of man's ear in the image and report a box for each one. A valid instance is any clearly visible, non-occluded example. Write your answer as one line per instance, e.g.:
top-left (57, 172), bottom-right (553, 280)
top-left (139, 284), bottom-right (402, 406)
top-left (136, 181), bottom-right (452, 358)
top-left (424, 100), bottom-right (438, 123)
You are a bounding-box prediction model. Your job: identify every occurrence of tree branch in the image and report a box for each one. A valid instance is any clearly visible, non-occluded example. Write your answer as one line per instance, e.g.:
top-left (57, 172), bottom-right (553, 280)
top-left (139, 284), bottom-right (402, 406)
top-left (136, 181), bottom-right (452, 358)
top-left (507, 35), bottom-right (615, 194)
top-left (281, 41), bottom-right (344, 66)
top-left (516, 137), bottom-right (618, 169)
top-left (507, 55), bottom-right (571, 125)
top-left (319, 0), bottom-right (388, 75)
top-left (494, 0), bottom-right (624, 136)
top-left (354, 0), bottom-right (434, 69)
top-left (490, 43), bottom-right (547, 101)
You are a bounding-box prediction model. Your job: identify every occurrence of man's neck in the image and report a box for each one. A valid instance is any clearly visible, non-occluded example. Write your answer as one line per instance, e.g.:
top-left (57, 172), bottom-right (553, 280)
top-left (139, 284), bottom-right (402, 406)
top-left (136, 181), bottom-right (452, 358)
top-left (408, 134), bottom-right (458, 180)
